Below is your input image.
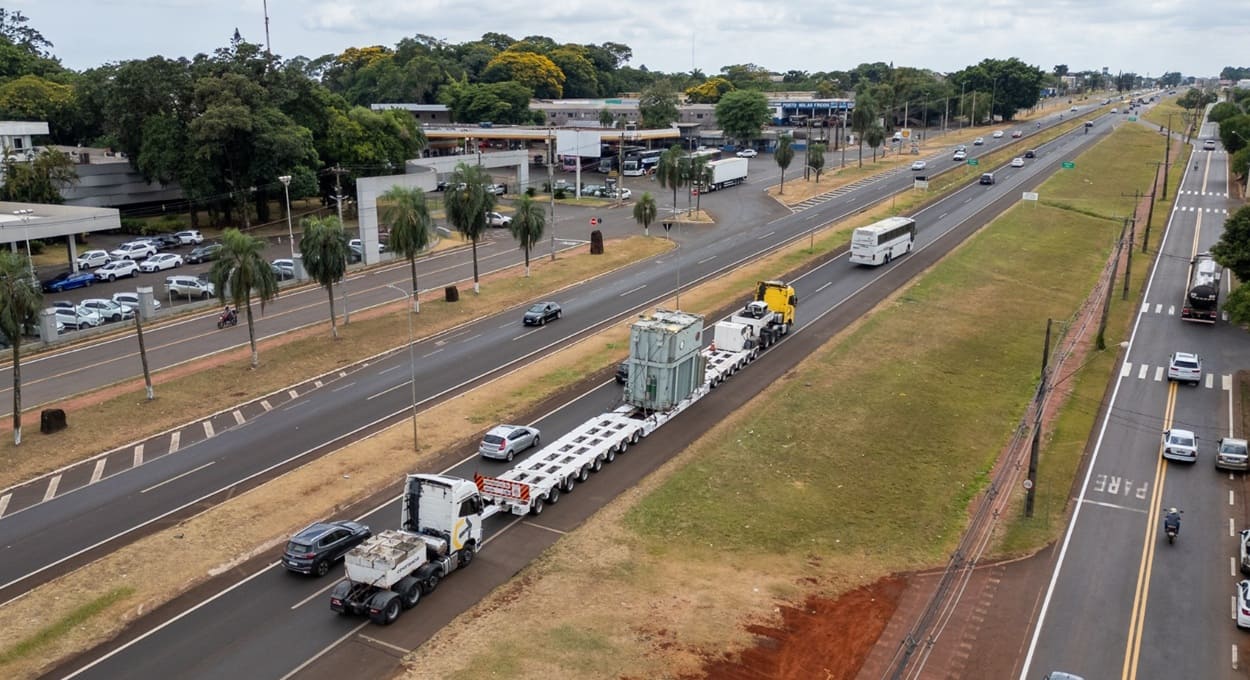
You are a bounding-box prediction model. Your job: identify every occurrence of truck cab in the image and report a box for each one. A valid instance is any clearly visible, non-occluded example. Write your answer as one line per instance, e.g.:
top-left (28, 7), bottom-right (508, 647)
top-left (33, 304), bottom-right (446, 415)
top-left (403, 474), bottom-right (484, 554)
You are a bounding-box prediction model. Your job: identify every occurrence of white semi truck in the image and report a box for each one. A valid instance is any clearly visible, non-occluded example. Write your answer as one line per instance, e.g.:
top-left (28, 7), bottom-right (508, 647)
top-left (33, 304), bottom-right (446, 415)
top-left (699, 157), bottom-right (749, 191)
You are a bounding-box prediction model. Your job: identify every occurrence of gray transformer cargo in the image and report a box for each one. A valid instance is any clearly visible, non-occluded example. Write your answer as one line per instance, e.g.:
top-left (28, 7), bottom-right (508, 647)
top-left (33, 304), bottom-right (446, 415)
top-left (624, 309), bottom-right (707, 411)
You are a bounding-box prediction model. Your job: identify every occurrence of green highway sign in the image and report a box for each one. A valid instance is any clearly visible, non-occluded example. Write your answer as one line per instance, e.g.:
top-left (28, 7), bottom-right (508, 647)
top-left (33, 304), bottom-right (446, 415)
top-left (1128, 116), bottom-right (1137, 121)
top-left (967, 159), bottom-right (979, 166)
top-left (1062, 161), bottom-right (1076, 169)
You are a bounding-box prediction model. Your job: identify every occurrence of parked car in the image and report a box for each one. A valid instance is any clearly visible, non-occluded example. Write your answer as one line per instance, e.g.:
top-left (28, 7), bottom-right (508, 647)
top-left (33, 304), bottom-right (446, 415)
top-left (952, 150), bottom-right (967, 161)
top-left (607, 187), bottom-right (633, 200)
top-left (185, 242), bottom-right (222, 264)
top-left (165, 275), bottom-right (215, 299)
top-left (80, 298), bottom-right (134, 322)
top-left (1238, 581), bottom-right (1250, 629)
top-left (42, 270), bottom-right (97, 293)
top-left (1161, 428), bottom-right (1198, 463)
top-left (175, 230), bottom-right (204, 245)
top-left (47, 304), bottom-right (102, 329)
top-left (1240, 529), bottom-right (1250, 575)
top-left (282, 520), bottom-right (373, 577)
top-left (485, 183), bottom-right (507, 195)
top-left (1166, 351), bottom-right (1202, 385)
top-left (139, 253), bottom-right (184, 272)
top-left (76, 250), bottom-right (111, 269)
top-left (96, 259), bottom-right (140, 281)
top-left (486, 211), bottom-right (513, 228)
top-left (1010, 157), bottom-right (1025, 168)
top-left (522, 301), bottom-right (562, 326)
top-left (150, 234), bottom-right (183, 250)
top-left (736, 148), bottom-right (758, 158)
top-left (272, 259), bottom-right (295, 279)
top-left (109, 241), bottom-right (157, 261)
top-left (910, 160), bottom-right (927, 171)
top-left (1216, 437), bottom-right (1249, 472)
top-left (992, 130), bottom-right (1004, 138)
top-left (112, 291), bottom-right (161, 312)
top-left (478, 424), bottom-right (541, 462)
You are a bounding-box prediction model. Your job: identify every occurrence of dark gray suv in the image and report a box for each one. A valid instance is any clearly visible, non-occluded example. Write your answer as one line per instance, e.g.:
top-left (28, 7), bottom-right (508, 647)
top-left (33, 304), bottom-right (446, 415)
top-left (282, 520), bottom-right (372, 576)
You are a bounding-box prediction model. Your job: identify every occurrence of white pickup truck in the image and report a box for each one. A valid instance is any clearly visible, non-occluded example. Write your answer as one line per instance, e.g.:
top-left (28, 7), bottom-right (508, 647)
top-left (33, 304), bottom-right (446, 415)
top-left (486, 211), bottom-right (512, 228)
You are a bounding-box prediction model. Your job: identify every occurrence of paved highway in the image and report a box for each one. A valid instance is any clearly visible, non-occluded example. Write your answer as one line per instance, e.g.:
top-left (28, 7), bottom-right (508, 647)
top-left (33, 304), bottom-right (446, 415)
top-left (48, 111), bottom-right (1122, 680)
top-left (1023, 115), bottom-right (1244, 679)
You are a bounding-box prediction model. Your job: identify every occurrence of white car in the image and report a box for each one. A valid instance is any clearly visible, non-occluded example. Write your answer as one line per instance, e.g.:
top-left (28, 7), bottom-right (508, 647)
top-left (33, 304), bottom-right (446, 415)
top-left (1069, 106), bottom-right (1078, 112)
top-left (112, 292), bottom-right (161, 312)
top-left (952, 150), bottom-right (967, 161)
top-left (736, 148), bottom-right (758, 158)
top-left (1166, 351), bottom-right (1202, 385)
top-left (486, 212), bottom-right (513, 228)
top-left (175, 230), bottom-right (204, 245)
top-left (139, 253), bottom-right (184, 272)
top-left (271, 259), bottom-right (295, 280)
top-left (1204, 139), bottom-right (1217, 151)
top-left (607, 187), bottom-right (632, 200)
top-left (1239, 530), bottom-right (1250, 575)
top-left (76, 250), bottom-right (111, 269)
top-left (165, 275), bottom-right (215, 299)
top-left (1238, 581), bottom-right (1250, 629)
top-left (95, 259), bottom-right (140, 281)
top-left (47, 305), bottom-right (102, 330)
top-left (1161, 428), bottom-right (1198, 463)
top-left (973, 137), bottom-right (984, 145)
top-left (109, 241), bottom-right (157, 261)
top-left (992, 130), bottom-right (1004, 139)
top-left (80, 298), bottom-right (133, 322)
top-left (1010, 157), bottom-right (1025, 168)
top-left (910, 160), bottom-right (927, 171)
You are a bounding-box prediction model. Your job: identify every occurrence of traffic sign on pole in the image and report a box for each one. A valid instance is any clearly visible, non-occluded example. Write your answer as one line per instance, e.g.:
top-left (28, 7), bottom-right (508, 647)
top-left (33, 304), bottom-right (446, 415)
top-left (1062, 161), bottom-right (1076, 169)
top-left (968, 159), bottom-right (979, 166)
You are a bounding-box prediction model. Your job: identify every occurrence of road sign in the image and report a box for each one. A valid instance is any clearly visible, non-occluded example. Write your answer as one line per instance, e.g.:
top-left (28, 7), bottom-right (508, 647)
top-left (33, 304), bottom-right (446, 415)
top-left (1128, 116), bottom-right (1137, 121)
top-left (1022, 191), bottom-right (1039, 201)
top-left (1062, 161), bottom-right (1076, 169)
top-left (968, 159), bottom-right (979, 166)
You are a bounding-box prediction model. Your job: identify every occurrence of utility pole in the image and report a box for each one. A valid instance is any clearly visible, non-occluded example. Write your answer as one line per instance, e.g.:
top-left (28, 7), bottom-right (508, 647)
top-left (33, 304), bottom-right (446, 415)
top-left (330, 165), bottom-right (351, 323)
top-left (135, 311), bottom-right (154, 401)
top-left (1162, 114), bottom-right (1174, 200)
top-left (1123, 214), bottom-right (1135, 300)
top-left (1143, 163), bottom-right (1161, 253)
top-left (548, 128), bottom-right (557, 262)
top-left (1025, 318), bottom-right (1052, 518)
top-left (1097, 218), bottom-right (1128, 350)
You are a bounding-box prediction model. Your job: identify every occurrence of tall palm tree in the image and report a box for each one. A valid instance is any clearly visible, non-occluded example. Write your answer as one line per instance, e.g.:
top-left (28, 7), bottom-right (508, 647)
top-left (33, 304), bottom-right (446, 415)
top-left (210, 228), bottom-right (279, 369)
top-left (775, 135), bottom-right (794, 194)
top-left (633, 191), bottom-right (657, 236)
top-left (0, 250), bottom-right (41, 445)
top-left (686, 155), bottom-right (708, 215)
top-left (509, 195), bottom-right (546, 277)
top-left (851, 98), bottom-right (876, 168)
top-left (656, 145), bottom-right (686, 223)
top-left (380, 185), bottom-right (432, 311)
top-left (299, 216), bottom-right (348, 338)
top-left (694, 164), bottom-right (713, 215)
top-left (444, 163), bottom-right (495, 294)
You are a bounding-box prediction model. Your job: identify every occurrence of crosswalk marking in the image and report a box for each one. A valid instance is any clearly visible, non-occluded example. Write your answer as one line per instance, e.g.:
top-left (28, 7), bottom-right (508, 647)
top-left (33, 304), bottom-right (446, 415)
top-left (170, 431), bottom-right (181, 453)
top-left (1154, 366), bottom-right (1164, 382)
top-left (1138, 364), bottom-right (1149, 380)
top-left (134, 444), bottom-right (144, 467)
top-left (91, 458), bottom-right (106, 484)
top-left (43, 474), bottom-right (61, 502)
top-left (233, 410), bottom-right (245, 425)
top-left (202, 421), bottom-right (214, 438)
top-left (1121, 362), bottom-right (1131, 378)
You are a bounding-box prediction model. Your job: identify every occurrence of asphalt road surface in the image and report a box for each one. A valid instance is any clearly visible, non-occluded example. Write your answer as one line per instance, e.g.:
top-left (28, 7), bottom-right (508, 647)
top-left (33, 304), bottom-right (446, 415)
top-left (45, 112), bottom-right (1121, 680)
top-left (1022, 116), bottom-right (1245, 679)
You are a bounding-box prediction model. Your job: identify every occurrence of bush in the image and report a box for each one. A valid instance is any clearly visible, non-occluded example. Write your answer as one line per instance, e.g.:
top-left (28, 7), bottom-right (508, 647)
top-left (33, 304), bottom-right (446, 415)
top-left (28, 240), bottom-right (45, 255)
top-left (554, 188), bottom-right (568, 200)
top-left (118, 218), bottom-right (148, 235)
top-left (525, 187), bottom-right (537, 197)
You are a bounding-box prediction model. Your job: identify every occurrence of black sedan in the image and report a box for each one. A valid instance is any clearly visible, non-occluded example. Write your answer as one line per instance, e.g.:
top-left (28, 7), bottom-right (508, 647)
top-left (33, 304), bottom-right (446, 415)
top-left (186, 243), bottom-right (222, 264)
top-left (282, 520), bottom-right (372, 577)
top-left (523, 301), bottom-right (562, 326)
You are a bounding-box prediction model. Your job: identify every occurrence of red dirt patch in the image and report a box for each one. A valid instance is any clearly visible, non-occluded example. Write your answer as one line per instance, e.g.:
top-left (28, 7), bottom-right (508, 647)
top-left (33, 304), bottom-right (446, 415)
top-left (684, 576), bottom-right (906, 680)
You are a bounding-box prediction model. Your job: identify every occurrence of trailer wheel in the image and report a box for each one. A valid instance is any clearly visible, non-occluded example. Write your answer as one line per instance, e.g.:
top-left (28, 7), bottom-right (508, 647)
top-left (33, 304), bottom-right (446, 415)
top-left (578, 466), bottom-right (591, 482)
top-left (630, 430), bottom-right (642, 444)
top-left (397, 576), bottom-right (421, 609)
top-left (605, 447), bottom-right (616, 463)
top-left (530, 498), bottom-right (545, 515)
top-left (562, 476), bottom-right (576, 493)
top-left (592, 456), bottom-right (604, 472)
top-left (459, 544), bottom-right (476, 568)
top-left (368, 591), bottom-right (402, 625)
top-left (547, 486), bottom-right (561, 505)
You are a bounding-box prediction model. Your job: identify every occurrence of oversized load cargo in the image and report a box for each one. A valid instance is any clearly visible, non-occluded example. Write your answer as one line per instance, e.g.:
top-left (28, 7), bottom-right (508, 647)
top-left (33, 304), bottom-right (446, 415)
top-left (625, 309), bottom-right (706, 411)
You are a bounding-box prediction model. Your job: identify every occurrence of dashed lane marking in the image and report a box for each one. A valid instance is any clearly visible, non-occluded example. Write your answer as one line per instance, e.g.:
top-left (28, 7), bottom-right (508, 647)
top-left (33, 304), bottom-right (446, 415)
top-left (232, 410), bottom-right (245, 425)
top-left (43, 475), bottom-right (61, 502)
top-left (90, 458), bottom-right (106, 484)
top-left (170, 431), bottom-right (181, 453)
top-left (523, 521), bottom-right (568, 536)
top-left (134, 444), bottom-right (144, 467)
top-left (358, 635), bottom-right (410, 656)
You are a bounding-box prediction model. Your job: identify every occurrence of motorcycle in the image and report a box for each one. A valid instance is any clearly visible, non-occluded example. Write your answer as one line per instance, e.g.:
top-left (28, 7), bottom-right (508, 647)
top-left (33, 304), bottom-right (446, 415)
top-left (1163, 508), bottom-right (1182, 544)
top-left (217, 309), bottom-right (238, 329)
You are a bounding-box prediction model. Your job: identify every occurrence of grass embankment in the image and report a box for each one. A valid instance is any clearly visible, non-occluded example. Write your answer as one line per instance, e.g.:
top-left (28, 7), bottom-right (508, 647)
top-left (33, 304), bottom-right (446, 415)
top-left (403, 123), bottom-right (1173, 678)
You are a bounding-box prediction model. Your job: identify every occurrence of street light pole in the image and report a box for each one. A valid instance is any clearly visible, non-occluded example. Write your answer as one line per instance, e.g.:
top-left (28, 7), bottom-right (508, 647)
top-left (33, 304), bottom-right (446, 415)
top-left (385, 283), bottom-right (419, 454)
top-left (12, 209), bottom-right (34, 278)
top-left (279, 175), bottom-right (294, 260)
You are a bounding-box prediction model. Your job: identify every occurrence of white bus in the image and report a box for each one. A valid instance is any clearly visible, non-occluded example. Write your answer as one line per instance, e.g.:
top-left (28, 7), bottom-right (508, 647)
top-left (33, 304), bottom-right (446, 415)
top-left (849, 216), bottom-right (917, 266)
top-left (623, 149), bottom-right (663, 176)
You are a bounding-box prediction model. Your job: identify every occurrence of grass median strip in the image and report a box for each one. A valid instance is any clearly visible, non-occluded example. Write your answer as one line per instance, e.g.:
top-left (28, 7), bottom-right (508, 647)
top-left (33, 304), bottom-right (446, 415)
top-left (0, 587), bottom-right (132, 667)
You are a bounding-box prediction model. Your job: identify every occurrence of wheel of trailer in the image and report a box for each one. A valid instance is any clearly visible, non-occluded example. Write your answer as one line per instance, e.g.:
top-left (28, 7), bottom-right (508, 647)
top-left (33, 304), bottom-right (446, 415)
top-left (562, 476), bottom-right (576, 493)
top-left (369, 591), bottom-right (402, 625)
top-left (313, 559), bottom-right (330, 578)
top-left (592, 456), bottom-right (604, 472)
top-left (630, 429), bottom-right (642, 445)
top-left (531, 497), bottom-right (545, 515)
top-left (605, 447), bottom-right (617, 463)
top-left (397, 576), bottom-right (421, 610)
top-left (578, 466), bottom-right (591, 482)
top-left (459, 544), bottom-right (476, 569)
top-left (547, 486), bottom-right (561, 505)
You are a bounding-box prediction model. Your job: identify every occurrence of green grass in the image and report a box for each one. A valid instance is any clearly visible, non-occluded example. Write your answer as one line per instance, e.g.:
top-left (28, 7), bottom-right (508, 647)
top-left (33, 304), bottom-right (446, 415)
top-left (0, 587), bottom-right (133, 665)
top-left (624, 122), bottom-right (1168, 566)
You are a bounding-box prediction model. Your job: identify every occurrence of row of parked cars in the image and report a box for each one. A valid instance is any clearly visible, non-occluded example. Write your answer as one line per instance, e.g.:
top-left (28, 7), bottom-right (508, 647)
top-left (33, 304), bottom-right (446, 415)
top-left (42, 231), bottom-right (219, 293)
top-left (45, 293), bottom-right (165, 331)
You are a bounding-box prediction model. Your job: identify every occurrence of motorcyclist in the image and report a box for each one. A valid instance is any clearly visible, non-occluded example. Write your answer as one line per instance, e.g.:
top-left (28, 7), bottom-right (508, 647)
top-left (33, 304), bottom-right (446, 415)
top-left (1164, 508), bottom-right (1182, 538)
top-left (221, 305), bottom-right (237, 324)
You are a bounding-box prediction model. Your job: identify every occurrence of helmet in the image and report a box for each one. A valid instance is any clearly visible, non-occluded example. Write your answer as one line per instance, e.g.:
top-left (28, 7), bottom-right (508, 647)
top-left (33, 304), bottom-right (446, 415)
top-left (1167, 507), bottom-right (1179, 514)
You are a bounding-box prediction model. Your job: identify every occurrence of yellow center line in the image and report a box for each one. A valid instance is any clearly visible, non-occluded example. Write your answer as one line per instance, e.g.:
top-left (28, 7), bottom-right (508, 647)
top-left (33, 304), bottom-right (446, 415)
top-left (1122, 382), bottom-right (1176, 679)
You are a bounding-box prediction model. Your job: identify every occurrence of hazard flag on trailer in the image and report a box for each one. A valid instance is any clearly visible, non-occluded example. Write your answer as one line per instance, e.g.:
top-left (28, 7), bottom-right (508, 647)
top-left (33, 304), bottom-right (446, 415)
top-left (589, 217), bottom-right (600, 226)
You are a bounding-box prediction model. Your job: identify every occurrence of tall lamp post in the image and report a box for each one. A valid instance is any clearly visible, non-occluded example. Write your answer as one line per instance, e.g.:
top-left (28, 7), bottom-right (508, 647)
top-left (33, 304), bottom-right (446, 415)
top-left (12, 209), bottom-right (34, 277)
top-left (384, 283), bottom-right (419, 453)
top-left (278, 175), bottom-right (294, 260)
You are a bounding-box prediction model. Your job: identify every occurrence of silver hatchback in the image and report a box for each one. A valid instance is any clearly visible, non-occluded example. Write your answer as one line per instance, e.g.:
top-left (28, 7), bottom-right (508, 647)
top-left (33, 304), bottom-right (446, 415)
top-left (478, 424), bottom-right (541, 462)
top-left (1217, 437), bottom-right (1249, 471)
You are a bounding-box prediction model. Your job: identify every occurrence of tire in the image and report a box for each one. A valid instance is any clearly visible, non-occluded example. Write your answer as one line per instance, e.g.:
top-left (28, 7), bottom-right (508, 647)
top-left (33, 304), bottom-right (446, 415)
top-left (532, 434), bottom-right (540, 448)
top-left (397, 576), bottom-right (421, 609)
top-left (605, 447), bottom-right (616, 463)
top-left (539, 317), bottom-right (545, 326)
top-left (368, 592), bottom-right (401, 625)
top-left (313, 559), bottom-right (330, 577)
top-left (421, 571), bottom-right (441, 595)
top-left (630, 430), bottom-right (642, 445)
top-left (506, 449), bottom-right (515, 462)
top-left (592, 457), bottom-right (603, 472)
top-left (578, 466), bottom-right (590, 482)
top-left (547, 486), bottom-right (560, 505)
top-left (556, 310), bottom-right (562, 319)
top-left (458, 544), bottom-right (475, 569)
top-left (217, 320), bottom-right (225, 329)
top-left (108, 274), bottom-right (116, 282)
top-left (530, 498), bottom-right (544, 515)
top-left (201, 291), bottom-right (210, 300)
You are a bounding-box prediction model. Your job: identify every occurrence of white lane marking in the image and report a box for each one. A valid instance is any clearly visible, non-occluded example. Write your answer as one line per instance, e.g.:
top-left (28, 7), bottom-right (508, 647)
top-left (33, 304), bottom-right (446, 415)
top-left (1207, 373), bottom-right (1214, 389)
top-left (276, 623), bottom-right (369, 680)
top-left (314, 380), bottom-right (323, 389)
top-left (461, 334), bottom-right (481, 343)
top-left (260, 400), bottom-right (272, 411)
top-left (134, 444), bottom-right (144, 467)
top-left (203, 421), bottom-right (214, 439)
top-left (815, 281), bottom-right (833, 293)
top-left (1136, 364), bottom-right (1147, 380)
top-left (1234, 644), bottom-right (1240, 670)
top-left (422, 348), bottom-right (444, 358)
top-left (378, 364), bottom-right (402, 374)
top-left (697, 255), bottom-right (717, 264)
top-left (1154, 366), bottom-right (1164, 382)
top-left (0, 493), bottom-right (10, 518)
top-left (618, 284), bottom-right (647, 297)
top-left (367, 382), bottom-right (405, 401)
top-left (756, 230), bottom-right (776, 240)
top-left (170, 431), bottom-right (182, 453)
top-left (232, 410), bottom-right (245, 426)
top-left (42, 475), bottom-right (61, 502)
top-left (91, 459), bottom-right (106, 484)
top-left (331, 382), bottom-right (356, 393)
top-left (1231, 490), bottom-right (1236, 506)
top-left (523, 521), bottom-right (568, 536)
top-left (1154, 303), bottom-right (1162, 314)
top-left (359, 635), bottom-right (410, 655)
top-left (1167, 304), bottom-right (1175, 316)
top-left (140, 462), bottom-right (216, 495)
top-left (288, 389), bottom-right (299, 399)
top-left (291, 580), bottom-right (341, 610)
top-left (339, 371), bottom-right (347, 378)
top-left (1080, 499), bottom-right (1148, 513)
top-left (512, 327), bottom-right (544, 341)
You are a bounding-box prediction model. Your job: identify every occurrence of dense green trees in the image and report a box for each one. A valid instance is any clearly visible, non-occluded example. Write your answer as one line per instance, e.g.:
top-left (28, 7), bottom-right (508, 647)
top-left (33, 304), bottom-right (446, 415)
top-left (1212, 207), bottom-right (1250, 325)
top-left (715, 90), bottom-right (770, 144)
top-left (210, 229), bottom-right (280, 369)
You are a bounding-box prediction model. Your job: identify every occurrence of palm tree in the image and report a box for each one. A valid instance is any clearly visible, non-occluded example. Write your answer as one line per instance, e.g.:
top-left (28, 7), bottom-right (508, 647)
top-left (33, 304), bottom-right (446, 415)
top-left (0, 250), bottom-right (41, 445)
top-left (866, 125), bottom-right (886, 162)
top-left (775, 135), bottom-right (794, 194)
top-left (444, 163), bottom-right (495, 294)
top-left (695, 164), bottom-right (713, 215)
top-left (380, 185), bottom-right (432, 311)
top-left (686, 154), bottom-right (708, 215)
top-left (299, 216), bottom-right (348, 338)
top-left (656, 145), bottom-right (686, 223)
top-left (851, 99), bottom-right (876, 168)
top-left (210, 228), bottom-right (279, 369)
top-left (509, 195), bottom-right (547, 277)
top-left (633, 192), bottom-right (657, 236)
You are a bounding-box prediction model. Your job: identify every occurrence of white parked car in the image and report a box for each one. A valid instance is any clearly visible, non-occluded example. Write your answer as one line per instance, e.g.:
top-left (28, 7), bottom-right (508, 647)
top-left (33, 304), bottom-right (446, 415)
top-left (47, 305), bottom-right (102, 330)
top-left (165, 275), bottom-right (215, 299)
top-left (736, 148), bottom-right (758, 158)
top-left (1161, 428), bottom-right (1198, 463)
top-left (109, 241), bottom-right (157, 261)
top-left (1238, 581), bottom-right (1250, 629)
top-left (112, 292), bottom-right (161, 312)
top-left (1010, 157), bottom-right (1025, 168)
top-left (95, 259), bottom-right (140, 281)
top-left (174, 230), bottom-right (204, 245)
top-left (80, 298), bottom-right (134, 322)
top-left (76, 250), bottom-right (111, 269)
top-left (139, 253), bottom-right (184, 272)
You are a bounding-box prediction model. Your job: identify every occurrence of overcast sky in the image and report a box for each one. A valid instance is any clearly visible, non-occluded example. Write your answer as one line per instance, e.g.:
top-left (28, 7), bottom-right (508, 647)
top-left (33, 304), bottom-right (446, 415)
top-left (27, 0), bottom-right (1248, 80)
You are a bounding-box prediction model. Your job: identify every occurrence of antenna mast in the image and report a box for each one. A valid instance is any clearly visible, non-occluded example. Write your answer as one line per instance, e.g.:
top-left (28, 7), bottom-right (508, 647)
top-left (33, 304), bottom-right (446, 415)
top-left (263, 0), bottom-right (272, 57)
